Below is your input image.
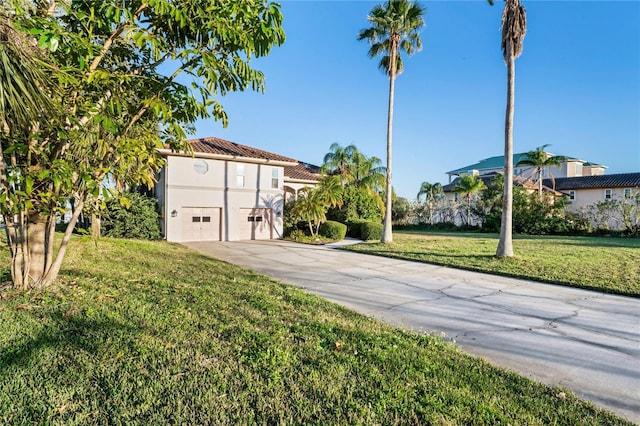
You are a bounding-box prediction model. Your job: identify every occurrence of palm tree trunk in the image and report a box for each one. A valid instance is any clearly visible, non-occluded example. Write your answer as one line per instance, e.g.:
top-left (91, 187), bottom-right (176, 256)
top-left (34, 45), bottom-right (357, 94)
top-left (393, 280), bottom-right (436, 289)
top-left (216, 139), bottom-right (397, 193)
top-left (382, 44), bottom-right (397, 243)
top-left (538, 169), bottom-right (543, 199)
top-left (496, 49), bottom-right (515, 258)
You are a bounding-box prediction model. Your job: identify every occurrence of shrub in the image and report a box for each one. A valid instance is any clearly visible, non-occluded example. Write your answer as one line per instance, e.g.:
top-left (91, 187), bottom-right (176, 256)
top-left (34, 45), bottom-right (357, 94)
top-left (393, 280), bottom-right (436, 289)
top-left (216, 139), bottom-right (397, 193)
top-left (346, 219), bottom-right (369, 239)
top-left (102, 192), bottom-right (161, 240)
top-left (326, 186), bottom-right (382, 224)
top-left (360, 222), bottom-right (383, 241)
top-left (319, 220), bottom-right (347, 240)
top-left (287, 229), bottom-right (308, 241)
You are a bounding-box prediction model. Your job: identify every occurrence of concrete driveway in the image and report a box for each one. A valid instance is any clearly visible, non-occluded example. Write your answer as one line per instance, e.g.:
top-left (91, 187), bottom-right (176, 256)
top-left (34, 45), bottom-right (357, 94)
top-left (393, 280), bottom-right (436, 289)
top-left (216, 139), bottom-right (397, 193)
top-left (184, 239), bottom-right (640, 423)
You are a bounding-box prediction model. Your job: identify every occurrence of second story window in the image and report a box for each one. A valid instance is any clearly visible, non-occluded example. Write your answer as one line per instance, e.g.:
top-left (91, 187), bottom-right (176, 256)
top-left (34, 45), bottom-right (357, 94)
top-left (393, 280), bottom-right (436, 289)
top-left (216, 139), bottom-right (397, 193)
top-left (604, 189), bottom-right (612, 200)
top-left (271, 168), bottom-right (279, 189)
top-left (236, 164), bottom-right (245, 187)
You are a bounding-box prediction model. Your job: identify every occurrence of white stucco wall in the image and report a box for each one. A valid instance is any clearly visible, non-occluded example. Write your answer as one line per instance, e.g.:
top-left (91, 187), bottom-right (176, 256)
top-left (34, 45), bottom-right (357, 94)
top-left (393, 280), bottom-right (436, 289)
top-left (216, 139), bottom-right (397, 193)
top-left (157, 156), bottom-right (285, 242)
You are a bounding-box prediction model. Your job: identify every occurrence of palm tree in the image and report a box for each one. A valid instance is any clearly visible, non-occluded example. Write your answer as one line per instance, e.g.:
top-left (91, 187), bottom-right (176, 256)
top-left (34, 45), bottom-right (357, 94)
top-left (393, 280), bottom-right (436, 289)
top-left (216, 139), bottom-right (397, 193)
top-left (453, 175), bottom-right (486, 226)
top-left (516, 144), bottom-right (566, 199)
top-left (349, 152), bottom-right (386, 193)
top-left (417, 181), bottom-right (443, 224)
top-left (0, 20), bottom-right (54, 133)
top-left (321, 143), bottom-right (359, 186)
top-left (358, 0), bottom-right (425, 243)
top-left (491, 0), bottom-right (527, 258)
top-left (416, 181), bottom-right (443, 202)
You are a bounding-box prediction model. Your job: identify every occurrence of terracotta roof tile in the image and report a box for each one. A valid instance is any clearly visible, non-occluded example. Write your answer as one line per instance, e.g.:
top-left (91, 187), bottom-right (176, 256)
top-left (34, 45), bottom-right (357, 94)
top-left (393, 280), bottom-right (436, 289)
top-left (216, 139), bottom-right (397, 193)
top-left (187, 137), bottom-right (298, 163)
top-left (284, 162), bottom-right (321, 181)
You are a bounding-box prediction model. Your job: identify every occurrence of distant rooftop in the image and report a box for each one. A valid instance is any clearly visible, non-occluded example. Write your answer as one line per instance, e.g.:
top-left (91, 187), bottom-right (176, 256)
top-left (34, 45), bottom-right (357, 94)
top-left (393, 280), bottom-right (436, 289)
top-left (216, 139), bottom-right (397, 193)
top-left (447, 153), bottom-right (586, 176)
top-left (545, 173), bottom-right (640, 190)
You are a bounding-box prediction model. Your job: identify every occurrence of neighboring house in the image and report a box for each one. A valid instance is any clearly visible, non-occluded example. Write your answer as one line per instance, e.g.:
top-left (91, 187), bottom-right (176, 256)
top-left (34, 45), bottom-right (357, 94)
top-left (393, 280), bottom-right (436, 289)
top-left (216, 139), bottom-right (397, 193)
top-left (446, 153), bottom-right (606, 184)
top-left (155, 137), bottom-right (319, 242)
top-left (440, 152), bottom-right (639, 230)
top-left (544, 173), bottom-right (640, 212)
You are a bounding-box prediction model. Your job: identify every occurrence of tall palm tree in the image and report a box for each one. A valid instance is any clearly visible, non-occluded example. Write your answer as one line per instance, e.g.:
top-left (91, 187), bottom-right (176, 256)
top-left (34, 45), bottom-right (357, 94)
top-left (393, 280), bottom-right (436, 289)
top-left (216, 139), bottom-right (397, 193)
top-left (516, 144), bottom-right (566, 199)
top-left (358, 0), bottom-right (425, 243)
top-left (453, 175), bottom-right (486, 226)
top-left (491, 0), bottom-right (527, 258)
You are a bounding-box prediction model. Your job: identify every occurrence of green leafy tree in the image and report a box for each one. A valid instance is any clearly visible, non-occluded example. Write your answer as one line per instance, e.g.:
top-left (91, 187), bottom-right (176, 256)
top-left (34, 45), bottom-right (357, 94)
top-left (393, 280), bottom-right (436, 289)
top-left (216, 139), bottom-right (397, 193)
top-left (516, 144), bottom-right (566, 199)
top-left (102, 192), bottom-right (161, 240)
top-left (490, 0), bottom-right (527, 258)
top-left (453, 175), bottom-right (486, 226)
top-left (1, 0), bottom-right (285, 289)
top-left (358, 0), bottom-right (425, 243)
top-left (326, 186), bottom-right (383, 225)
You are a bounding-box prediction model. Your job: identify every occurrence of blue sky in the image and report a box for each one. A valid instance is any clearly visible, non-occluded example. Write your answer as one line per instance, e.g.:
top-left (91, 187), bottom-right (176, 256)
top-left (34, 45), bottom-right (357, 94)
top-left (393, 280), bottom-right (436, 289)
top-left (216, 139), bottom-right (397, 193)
top-left (194, 0), bottom-right (639, 200)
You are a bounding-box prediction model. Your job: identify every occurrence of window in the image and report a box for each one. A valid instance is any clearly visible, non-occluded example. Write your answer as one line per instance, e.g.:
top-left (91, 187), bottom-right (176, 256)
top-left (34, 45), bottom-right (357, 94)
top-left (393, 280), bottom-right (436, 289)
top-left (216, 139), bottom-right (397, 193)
top-left (202, 216), bottom-right (211, 223)
top-left (192, 216), bottom-right (201, 223)
top-left (255, 216), bottom-right (263, 222)
top-left (236, 164), bottom-right (245, 187)
top-left (247, 216), bottom-right (255, 222)
top-left (604, 189), bottom-right (612, 200)
top-left (271, 168), bottom-right (279, 189)
top-left (568, 190), bottom-right (576, 201)
top-left (624, 188), bottom-right (633, 199)
top-left (454, 193), bottom-right (459, 202)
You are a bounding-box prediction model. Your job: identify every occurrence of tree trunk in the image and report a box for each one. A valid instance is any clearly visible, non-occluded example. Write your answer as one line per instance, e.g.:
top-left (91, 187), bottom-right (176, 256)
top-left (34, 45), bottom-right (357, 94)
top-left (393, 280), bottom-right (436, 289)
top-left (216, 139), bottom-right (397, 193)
top-left (91, 212), bottom-right (101, 239)
top-left (382, 42), bottom-right (398, 244)
top-left (538, 169), bottom-right (543, 199)
top-left (496, 49), bottom-right (515, 258)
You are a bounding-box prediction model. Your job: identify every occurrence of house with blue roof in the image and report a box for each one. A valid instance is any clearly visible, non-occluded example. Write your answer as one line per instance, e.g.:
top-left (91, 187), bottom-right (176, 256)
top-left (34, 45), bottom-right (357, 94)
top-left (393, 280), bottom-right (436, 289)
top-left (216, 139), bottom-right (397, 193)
top-left (440, 152), bottom-right (639, 230)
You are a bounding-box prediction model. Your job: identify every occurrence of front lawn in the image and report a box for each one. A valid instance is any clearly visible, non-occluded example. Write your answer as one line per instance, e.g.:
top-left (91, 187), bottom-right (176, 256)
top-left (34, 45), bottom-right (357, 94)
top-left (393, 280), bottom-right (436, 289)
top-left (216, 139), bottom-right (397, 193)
top-left (343, 231), bottom-right (640, 297)
top-left (0, 237), bottom-right (632, 424)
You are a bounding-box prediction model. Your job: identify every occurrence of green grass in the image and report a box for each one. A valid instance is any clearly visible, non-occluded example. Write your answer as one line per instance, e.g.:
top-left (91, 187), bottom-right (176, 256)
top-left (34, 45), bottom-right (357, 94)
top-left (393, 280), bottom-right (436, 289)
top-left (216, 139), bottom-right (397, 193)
top-left (0, 237), bottom-right (632, 424)
top-left (343, 231), bottom-right (640, 297)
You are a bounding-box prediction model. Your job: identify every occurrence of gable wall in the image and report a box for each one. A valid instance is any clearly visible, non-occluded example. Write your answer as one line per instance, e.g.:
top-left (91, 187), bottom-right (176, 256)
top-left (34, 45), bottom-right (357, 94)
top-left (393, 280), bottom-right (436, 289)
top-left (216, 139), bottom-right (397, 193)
top-left (157, 156), bottom-right (284, 242)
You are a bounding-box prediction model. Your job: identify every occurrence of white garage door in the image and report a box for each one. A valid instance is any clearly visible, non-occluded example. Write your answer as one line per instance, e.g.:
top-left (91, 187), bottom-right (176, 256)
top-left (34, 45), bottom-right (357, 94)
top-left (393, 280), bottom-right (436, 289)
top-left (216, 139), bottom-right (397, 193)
top-left (239, 208), bottom-right (272, 240)
top-left (182, 207), bottom-right (221, 241)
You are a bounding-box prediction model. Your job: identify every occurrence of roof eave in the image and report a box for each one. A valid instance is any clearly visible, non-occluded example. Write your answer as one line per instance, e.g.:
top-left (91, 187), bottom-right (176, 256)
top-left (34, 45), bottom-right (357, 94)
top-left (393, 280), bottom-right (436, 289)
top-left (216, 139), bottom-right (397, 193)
top-left (158, 148), bottom-right (298, 167)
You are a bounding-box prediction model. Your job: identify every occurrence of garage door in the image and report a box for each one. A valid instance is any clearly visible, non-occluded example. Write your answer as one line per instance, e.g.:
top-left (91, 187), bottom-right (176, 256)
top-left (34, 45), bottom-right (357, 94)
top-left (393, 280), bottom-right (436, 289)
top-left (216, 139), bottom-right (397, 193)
top-left (182, 207), bottom-right (221, 241)
top-left (239, 208), bottom-right (272, 240)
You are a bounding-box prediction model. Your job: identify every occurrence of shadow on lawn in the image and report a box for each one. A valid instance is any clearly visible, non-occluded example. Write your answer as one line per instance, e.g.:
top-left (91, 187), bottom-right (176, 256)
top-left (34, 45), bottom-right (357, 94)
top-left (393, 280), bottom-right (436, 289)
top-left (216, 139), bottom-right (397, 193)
top-left (0, 307), bottom-right (137, 373)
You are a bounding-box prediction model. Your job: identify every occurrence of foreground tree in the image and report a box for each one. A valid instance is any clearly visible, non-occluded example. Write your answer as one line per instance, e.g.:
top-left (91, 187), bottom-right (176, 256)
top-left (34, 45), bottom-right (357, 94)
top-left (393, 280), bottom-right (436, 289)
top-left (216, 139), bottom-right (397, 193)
top-left (453, 175), bottom-right (486, 226)
top-left (1, 0), bottom-right (285, 289)
top-left (516, 144), bottom-right (566, 199)
top-left (358, 0), bottom-right (425, 243)
top-left (491, 0), bottom-right (527, 258)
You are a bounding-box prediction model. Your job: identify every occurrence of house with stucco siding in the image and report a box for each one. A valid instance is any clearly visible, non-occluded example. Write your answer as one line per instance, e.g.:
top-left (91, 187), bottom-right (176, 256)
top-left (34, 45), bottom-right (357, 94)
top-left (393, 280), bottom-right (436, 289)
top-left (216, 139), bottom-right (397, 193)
top-left (155, 137), bottom-right (319, 242)
top-left (545, 173), bottom-right (640, 211)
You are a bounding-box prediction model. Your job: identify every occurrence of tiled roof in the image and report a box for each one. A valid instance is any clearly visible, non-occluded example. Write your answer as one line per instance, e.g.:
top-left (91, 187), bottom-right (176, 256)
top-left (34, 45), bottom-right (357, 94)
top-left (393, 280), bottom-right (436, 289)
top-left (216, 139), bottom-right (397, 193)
top-left (284, 162), bottom-right (321, 182)
top-left (544, 173), bottom-right (640, 190)
top-left (187, 137), bottom-right (298, 164)
top-left (447, 152), bottom-right (585, 175)
top-left (443, 173), bottom-right (562, 194)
